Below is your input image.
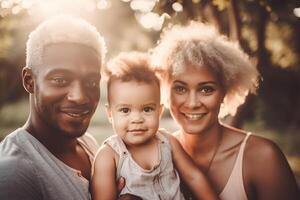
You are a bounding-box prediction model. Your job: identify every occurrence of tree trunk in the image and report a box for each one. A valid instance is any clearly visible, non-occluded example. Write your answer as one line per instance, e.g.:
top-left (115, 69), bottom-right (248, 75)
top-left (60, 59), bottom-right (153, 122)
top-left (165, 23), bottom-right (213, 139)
top-left (227, 0), bottom-right (241, 41)
top-left (230, 3), bottom-right (268, 128)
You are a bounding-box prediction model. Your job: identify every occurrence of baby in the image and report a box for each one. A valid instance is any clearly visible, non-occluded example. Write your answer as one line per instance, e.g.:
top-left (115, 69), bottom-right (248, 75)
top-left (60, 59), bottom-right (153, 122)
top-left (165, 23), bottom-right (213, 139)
top-left (91, 52), bottom-right (218, 200)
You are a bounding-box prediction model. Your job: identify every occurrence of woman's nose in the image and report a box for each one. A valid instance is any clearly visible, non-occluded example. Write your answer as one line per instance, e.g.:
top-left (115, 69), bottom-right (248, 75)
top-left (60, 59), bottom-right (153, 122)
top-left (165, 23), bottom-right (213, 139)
top-left (185, 91), bottom-right (201, 108)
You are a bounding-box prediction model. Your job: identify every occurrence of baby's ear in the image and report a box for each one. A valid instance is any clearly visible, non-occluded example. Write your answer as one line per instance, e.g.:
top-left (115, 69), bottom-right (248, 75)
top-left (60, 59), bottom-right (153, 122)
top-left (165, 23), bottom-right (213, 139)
top-left (159, 104), bottom-right (164, 118)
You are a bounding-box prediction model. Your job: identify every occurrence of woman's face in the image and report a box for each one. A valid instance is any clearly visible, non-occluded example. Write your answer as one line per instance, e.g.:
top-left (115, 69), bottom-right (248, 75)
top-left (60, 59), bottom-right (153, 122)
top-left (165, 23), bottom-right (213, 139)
top-left (169, 65), bottom-right (224, 135)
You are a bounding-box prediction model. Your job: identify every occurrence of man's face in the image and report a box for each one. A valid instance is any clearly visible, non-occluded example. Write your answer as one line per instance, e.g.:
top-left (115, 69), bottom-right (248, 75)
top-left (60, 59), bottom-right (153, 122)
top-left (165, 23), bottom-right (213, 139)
top-left (32, 43), bottom-right (101, 138)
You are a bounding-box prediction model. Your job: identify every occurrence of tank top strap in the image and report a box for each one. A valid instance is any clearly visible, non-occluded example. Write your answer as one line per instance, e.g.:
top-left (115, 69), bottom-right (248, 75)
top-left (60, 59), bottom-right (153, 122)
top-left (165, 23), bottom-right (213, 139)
top-left (156, 128), bottom-right (171, 144)
top-left (231, 132), bottom-right (252, 178)
top-left (240, 132), bottom-right (252, 152)
top-left (103, 135), bottom-right (128, 179)
top-left (219, 132), bottom-right (252, 200)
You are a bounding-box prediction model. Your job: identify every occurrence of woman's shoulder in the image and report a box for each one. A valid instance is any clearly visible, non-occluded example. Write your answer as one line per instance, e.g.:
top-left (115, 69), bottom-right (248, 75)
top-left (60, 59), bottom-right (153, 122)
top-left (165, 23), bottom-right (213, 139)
top-left (224, 125), bottom-right (282, 159)
top-left (231, 130), bottom-right (300, 198)
top-left (245, 132), bottom-right (283, 161)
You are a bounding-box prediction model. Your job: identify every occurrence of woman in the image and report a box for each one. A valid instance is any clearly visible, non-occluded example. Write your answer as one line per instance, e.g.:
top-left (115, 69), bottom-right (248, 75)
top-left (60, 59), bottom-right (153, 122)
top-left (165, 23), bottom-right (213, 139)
top-left (151, 22), bottom-right (300, 200)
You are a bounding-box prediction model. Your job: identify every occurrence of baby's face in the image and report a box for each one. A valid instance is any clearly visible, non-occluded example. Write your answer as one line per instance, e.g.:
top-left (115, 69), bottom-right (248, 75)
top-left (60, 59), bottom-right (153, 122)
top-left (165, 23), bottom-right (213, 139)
top-left (107, 79), bottom-right (163, 146)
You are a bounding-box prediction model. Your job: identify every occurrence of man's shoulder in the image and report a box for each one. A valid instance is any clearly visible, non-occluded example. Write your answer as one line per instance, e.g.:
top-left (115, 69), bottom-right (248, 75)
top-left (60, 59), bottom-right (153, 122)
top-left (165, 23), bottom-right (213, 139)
top-left (0, 153), bottom-right (34, 174)
top-left (0, 128), bottom-right (35, 170)
top-left (0, 128), bottom-right (26, 155)
top-left (78, 132), bottom-right (99, 154)
top-left (0, 128), bottom-right (37, 175)
top-left (0, 150), bottom-right (41, 199)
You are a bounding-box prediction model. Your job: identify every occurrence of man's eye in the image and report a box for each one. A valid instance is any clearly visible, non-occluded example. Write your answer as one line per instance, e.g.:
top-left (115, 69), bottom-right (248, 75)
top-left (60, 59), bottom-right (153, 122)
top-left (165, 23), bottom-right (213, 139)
top-left (86, 80), bottom-right (99, 88)
top-left (119, 108), bottom-right (130, 114)
top-left (143, 106), bottom-right (154, 113)
top-left (173, 86), bottom-right (187, 94)
top-left (52, 77), bottom-right (67, 85)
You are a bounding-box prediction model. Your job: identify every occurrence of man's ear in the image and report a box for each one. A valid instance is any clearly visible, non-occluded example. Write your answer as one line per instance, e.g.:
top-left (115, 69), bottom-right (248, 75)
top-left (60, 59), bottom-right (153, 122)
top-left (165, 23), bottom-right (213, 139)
top-left (22, 67), bottom-right (34, 94)
top-left (159, 104), bottom-right (164, 119)
top-left (105, 103), bottom-right (112, 123)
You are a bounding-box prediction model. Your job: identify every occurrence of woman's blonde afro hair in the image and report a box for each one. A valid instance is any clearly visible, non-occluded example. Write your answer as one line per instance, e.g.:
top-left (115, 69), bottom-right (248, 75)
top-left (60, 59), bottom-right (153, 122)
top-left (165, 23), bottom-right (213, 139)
top-left (152, 22), bottom-right (259, 117)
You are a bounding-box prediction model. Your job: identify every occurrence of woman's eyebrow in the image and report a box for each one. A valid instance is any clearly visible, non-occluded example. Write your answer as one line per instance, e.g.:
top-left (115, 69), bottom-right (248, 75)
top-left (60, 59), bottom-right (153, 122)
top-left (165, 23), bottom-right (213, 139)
top-left (197, 81), bottom-right (218, 86)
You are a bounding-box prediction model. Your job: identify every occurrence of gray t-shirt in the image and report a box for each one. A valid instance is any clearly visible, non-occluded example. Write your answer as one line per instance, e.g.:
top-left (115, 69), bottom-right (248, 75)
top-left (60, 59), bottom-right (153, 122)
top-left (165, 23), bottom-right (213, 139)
top-left (0, 128), bottom-right (99, 200)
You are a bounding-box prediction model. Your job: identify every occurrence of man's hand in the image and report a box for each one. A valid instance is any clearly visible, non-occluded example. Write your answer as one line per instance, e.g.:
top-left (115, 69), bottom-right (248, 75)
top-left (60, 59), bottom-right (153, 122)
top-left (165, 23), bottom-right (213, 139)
top-left (119, 194), bottom-right (143, 200)
top-left (116, 177), bottom-right (142, 200)
top-left (117, 177), bottom-right (126, 193)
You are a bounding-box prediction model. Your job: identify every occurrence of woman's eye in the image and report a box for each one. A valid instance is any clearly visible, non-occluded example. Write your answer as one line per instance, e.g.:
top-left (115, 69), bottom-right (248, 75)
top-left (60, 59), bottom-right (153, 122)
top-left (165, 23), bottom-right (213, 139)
top-left (143, 107), bottom-right (154, 113)
top-left (200, 86), bottom-right (215, 94)
top-left (119, 108), bottom-right (130, 113)
top-left (173, 86), bottom-right (187, 94)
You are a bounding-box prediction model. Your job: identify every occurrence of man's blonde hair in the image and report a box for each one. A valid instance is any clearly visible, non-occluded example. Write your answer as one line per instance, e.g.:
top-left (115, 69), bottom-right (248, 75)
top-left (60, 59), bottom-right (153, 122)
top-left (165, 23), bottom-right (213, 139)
top-left (26, 14), bottom-right (106, 68)
top-left (152, 22), bottom-right (259, 117)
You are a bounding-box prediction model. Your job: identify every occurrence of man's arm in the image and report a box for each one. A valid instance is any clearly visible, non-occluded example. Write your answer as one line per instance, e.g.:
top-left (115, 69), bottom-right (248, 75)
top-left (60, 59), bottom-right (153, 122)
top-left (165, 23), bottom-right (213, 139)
top-left (168, 134), bottom-right (219, 200)
top-left (0, 156), bottom-right (42, 200)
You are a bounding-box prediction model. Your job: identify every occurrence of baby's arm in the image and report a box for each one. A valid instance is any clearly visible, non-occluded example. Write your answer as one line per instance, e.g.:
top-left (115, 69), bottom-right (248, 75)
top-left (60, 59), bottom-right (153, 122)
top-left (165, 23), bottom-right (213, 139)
top-left (91, 144), bottom-right (118, 200)
top-left (168, 134), bottom-right (219, 200)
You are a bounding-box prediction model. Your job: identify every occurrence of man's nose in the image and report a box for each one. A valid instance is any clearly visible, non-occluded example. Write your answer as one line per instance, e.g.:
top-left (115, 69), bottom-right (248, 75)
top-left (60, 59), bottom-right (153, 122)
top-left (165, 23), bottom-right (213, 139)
top-left (67, 81), bottom-right (89, 104)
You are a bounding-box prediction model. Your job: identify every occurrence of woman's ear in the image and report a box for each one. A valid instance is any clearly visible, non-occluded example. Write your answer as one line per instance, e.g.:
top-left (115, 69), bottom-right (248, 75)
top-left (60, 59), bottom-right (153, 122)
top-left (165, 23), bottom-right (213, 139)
top-left (22, 67), bottom-right (34, 94)
top-left (105, 104), bottom-right (112, 123)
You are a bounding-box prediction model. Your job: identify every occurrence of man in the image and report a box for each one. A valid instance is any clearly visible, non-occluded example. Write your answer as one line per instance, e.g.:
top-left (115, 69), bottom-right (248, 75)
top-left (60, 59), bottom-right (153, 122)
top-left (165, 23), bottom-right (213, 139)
top-left (0, 15), bottom-right (105, 199)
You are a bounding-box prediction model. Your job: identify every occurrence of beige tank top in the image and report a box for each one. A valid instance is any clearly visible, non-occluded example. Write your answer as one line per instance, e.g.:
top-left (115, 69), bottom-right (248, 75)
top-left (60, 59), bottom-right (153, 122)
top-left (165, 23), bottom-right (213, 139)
top-left (104, 130), bottom-right (185, 200)
top-left (219, 132), bottom-right (252, 200)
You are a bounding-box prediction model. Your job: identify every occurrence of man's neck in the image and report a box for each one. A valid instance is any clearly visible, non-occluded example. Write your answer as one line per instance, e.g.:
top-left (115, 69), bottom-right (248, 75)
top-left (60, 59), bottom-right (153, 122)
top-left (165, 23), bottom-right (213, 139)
top-left (23, 117), bottom-right (79, 154)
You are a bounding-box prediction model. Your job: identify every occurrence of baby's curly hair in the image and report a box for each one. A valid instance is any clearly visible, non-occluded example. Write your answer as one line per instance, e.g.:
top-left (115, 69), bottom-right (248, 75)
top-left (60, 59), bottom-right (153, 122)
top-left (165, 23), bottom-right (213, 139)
top-left (104, 52), bottom-right (161, 101)
top-left (151, 21), bottom-right (259, 117)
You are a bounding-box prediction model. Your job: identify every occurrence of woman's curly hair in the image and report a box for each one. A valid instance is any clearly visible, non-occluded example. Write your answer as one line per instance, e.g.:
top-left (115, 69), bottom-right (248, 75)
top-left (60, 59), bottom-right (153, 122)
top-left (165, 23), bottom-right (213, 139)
top-left (151, 21), bottom-right (259, 117)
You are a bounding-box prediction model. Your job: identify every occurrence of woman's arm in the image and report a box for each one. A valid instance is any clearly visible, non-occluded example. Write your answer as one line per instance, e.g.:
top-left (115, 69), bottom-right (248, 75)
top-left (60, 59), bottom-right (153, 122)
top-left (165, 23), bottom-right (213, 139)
top-left (168, 134), bottom-right (219, 200)
top-left (91, 145), bottom-right (118, 200)
top-left (245, 136), bottom-right (300, 200)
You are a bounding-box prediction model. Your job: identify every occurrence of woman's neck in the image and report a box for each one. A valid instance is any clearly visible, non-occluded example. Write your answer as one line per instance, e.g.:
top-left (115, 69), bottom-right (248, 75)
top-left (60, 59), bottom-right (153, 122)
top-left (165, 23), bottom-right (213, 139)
top-left (178, 123), bottom-right (223, 156)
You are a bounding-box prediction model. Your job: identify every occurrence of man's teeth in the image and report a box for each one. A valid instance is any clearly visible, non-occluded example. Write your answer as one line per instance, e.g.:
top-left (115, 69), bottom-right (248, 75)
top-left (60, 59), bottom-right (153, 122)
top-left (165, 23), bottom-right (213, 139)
top-left (65, 110), bottom-right (89, 118)
top-left (184, 113), bottom-right (204, 120)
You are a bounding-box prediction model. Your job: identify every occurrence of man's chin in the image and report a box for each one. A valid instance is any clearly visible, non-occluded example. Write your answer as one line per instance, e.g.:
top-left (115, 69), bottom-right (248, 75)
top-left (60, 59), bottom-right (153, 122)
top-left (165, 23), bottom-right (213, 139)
top-left (61, 125), bottom-right (88, 138)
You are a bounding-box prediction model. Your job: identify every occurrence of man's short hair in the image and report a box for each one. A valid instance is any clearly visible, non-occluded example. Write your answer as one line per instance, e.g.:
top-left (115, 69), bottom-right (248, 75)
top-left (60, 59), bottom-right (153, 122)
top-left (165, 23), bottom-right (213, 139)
top-left (26, 14), bottom-right (106, 68)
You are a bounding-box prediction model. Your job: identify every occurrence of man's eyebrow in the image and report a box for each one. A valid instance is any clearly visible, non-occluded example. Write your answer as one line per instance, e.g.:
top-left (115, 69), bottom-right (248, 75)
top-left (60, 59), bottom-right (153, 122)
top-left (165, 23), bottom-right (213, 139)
top-left (45, 68), bottom-right (73, 75)
top-left (45, 69), bottom-right (100, 78)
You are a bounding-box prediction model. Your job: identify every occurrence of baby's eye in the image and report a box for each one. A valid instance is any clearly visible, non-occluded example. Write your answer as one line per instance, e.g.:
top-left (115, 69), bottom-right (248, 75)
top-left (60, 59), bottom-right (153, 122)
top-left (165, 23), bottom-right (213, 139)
top-left (143, 106), bottom-right (154, 113)
top-left (119, 108), bottom-right (130, 114)
top-left (173, 85), bottom-right (187, 94)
